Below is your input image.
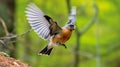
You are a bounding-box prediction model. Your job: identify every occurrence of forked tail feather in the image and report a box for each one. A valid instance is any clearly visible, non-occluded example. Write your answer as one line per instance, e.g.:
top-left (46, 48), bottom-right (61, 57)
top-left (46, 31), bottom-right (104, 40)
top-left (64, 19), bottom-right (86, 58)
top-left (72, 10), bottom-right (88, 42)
top-left (38, 46), bottom-right (53, 55)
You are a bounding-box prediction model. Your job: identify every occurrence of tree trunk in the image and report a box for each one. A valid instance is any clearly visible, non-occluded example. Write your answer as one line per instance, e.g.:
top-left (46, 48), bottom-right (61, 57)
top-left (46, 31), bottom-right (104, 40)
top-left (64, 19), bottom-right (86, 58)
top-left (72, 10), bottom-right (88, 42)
top-left (74, 28), bottom-right (80, 67)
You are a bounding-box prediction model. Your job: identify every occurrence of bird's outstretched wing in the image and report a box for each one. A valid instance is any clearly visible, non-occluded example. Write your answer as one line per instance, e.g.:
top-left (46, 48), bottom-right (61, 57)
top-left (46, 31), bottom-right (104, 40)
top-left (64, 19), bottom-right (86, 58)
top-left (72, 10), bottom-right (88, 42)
top-left (65, 7), bottom-right (76, 26)
top-left (25, 3), bottom-right (61, 40)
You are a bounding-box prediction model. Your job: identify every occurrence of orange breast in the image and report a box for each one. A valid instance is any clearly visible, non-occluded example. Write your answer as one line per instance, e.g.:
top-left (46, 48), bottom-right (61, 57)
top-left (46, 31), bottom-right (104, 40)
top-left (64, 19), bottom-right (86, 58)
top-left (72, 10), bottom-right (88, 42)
top-left (52, 29), bottom-right (73, 44)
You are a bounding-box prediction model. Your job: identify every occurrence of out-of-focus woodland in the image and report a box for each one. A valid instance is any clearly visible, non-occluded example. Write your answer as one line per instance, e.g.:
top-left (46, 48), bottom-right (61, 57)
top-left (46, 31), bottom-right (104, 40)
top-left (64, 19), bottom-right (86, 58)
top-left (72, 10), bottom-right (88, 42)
top-left (0, 0), bottom-right (120, 67)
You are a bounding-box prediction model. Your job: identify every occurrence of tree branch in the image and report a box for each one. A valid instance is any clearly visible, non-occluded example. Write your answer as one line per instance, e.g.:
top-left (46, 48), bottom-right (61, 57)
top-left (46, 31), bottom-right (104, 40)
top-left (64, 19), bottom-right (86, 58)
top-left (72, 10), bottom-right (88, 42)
top-left (0, 18), bottom-right (32, 47)
top-left (66, 0), bottom-right (71, 14)
top-left (79, 4), bottom-right (98, 35)
top-left (0, 18), bottom-right (9, 36)
top-left (0, 29), bottom-right (32, 40)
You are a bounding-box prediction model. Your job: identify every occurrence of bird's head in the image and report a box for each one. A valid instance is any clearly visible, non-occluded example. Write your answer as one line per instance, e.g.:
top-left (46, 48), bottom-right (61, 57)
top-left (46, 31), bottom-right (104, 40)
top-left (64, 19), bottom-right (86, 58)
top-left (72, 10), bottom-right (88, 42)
top-left (69, 25), bottom-right (75, 31)
top-left (63, 24), bottom-right (75, 31)
top-left (63, 6), bottom-right (76, 31)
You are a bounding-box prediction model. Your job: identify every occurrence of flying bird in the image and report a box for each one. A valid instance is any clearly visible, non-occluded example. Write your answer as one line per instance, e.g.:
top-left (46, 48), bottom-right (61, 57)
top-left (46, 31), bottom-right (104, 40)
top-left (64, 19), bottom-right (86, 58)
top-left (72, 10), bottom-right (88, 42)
top-left (25, 3), bottom-right (76, 55)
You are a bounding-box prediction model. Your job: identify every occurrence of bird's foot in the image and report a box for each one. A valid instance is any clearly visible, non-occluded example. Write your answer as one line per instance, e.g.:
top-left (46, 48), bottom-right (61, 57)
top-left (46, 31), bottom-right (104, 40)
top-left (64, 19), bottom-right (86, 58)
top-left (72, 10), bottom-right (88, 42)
top-left (62, 44), bottom-right (67, 49)
top-left (56, 41), bottom-right (67, 49)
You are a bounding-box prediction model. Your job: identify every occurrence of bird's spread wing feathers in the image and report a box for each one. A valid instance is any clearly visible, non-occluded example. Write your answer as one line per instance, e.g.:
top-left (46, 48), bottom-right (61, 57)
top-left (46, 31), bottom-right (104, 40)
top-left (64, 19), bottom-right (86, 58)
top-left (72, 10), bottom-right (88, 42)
top-left (25, 3), bottom-right (61, 40)
top-left (66, 7), bottom-right (76, 26)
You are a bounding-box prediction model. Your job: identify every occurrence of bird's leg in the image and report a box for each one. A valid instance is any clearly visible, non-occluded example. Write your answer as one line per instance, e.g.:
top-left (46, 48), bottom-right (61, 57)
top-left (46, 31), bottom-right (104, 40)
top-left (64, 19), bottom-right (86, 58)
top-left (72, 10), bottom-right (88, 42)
top-left (56, 41), bottom-right (67, 49)
top-left (62, 44), bottom-right (67, 48)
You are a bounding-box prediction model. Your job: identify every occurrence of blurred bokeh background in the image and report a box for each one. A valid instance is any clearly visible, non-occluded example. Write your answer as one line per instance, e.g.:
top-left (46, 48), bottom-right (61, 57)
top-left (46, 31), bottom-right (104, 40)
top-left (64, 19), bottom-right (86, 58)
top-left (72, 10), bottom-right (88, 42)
top-left (0, 0), bottom-right (120, 67)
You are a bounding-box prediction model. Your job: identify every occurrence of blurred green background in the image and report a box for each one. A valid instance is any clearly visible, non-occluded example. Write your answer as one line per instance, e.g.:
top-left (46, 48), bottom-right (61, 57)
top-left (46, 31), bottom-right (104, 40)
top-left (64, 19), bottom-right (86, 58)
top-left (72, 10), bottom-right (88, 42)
top-left (0, 0), bottom-right (120, 67)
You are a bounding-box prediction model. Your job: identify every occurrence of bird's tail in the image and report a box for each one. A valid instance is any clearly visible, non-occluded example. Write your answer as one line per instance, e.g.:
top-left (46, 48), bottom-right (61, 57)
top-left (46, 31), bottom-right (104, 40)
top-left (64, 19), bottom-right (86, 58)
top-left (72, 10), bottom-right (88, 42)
top-left (38, 46), bottom-right (53, 55)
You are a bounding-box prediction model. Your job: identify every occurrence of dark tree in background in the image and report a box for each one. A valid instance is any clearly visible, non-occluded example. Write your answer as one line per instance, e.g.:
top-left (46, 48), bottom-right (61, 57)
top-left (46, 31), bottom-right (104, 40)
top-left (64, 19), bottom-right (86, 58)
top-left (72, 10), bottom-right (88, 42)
top-left (66, 0), bottom-right (98, 67)
top-left (0, 0), bottom-right (15, 57)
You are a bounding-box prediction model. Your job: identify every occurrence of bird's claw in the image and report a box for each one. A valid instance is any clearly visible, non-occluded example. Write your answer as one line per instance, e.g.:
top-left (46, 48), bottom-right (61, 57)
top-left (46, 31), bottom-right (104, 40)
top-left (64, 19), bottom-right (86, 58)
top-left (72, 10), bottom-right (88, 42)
top-left (56, 41), bottom-right (67, 49)
top-left (62, 44), bottom-right (67, 49)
